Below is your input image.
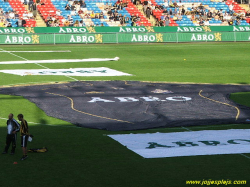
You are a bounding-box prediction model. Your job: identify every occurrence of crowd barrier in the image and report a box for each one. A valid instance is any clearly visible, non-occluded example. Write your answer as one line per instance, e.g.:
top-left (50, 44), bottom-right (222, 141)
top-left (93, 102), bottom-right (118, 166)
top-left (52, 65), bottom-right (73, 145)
top-left (0, 26), bottom-right (250, 44)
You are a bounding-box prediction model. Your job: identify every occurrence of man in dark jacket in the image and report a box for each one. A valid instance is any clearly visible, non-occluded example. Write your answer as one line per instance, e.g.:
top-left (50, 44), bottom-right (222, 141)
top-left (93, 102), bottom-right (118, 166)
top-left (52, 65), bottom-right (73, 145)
top-left (2, 113), bottom-right (20, 155)
top-left (18, 114), bottom-right (29, 161)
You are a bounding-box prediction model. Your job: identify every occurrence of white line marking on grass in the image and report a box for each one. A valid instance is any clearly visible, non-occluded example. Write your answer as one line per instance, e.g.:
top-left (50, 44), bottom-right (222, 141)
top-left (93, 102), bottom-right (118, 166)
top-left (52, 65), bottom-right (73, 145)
top-left (0, 50), bottom-right (71, 53)
top-left (181, 126), bottom-right (192, 131)
top-left (239, 153), bottom-right (250, 160)
top-left (0, 48), bottom-right (78, 81)
top-left (0, 57), bottom-right (119, 65)
top-left (0, 48), bottom-right (48, 69)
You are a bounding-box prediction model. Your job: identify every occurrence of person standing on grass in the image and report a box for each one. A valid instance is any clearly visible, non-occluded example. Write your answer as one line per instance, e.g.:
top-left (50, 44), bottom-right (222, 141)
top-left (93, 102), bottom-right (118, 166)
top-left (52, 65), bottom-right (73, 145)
top-left (18, 114), bottom-right (29, 161)
top-left (2, 113), bottom-right (20, 155)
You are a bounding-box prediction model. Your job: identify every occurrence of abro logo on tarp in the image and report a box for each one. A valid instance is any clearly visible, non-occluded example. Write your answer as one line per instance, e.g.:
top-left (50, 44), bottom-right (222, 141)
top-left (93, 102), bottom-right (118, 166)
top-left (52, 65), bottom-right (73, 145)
top-left (108, 129), bottom-right (250, 158)
top-left (88, 96), bottom-right (192, 103)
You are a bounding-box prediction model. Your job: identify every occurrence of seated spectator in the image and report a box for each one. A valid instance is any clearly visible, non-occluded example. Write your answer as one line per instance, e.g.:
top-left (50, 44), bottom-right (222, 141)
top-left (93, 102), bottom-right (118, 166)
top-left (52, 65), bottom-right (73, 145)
top-left (207, 10), bottom-right (212, 20)
top-left (221, 19), bottom-right (229, 26)
top-left (219, 12), bottom-right (224, 20)
top-left (56, 9), bottom-right (61, 16)
top-left (46, 17), bottom-right (53, 27)
top-left (51, 20), bottom-right (59, 27)
top-left (191, 3), bottom-right (197, 14)
top-left (114, 13), bottom-right (119, 21)
top-left (40, 0), bottom-right (45, 5)
top-left (84, 13), bottom-right (90, 19)
top-left (159, 19), bottom-right (164, 26)
top-left (246, 10), bottom-right (250, 18)
top-left (73, 20), bottom-right (79, 27)
top-left (23, 11), bottom-right (29, 19)
top-left (64, 20), bottom-right (70, 26)
top-left (169, 0), bottom-right (174, 7)
top-left (223, 12), bottom-right (230, 21)
top-left (99, 12), bottom-right (104, 19)
top-left (173, 1), bottom-right (178, 7)
top-left (163, 0), bottom-right (168, 8)
top-left (7, 22), bottom-right (12, 27)
top-left (155, 20), bottom-right (160, 26)
top-left (190, 13), bottom-right (195, 21)
top-left (239, 14), bottom-right (246, 20)
top-left (169, 8), bottom-right (173, 15)
top-left (104, 3), bottom-right (110, 10)
top-left (177, 13), bottom-right (182, 21)
top-left (116, 0), bottom-right (122, 10)
top-left (135, 13), bottom-right (140, 22)
top-left (71, 3), bottom-right (76, 11)
top-left (90, 11), bottom-right (95, 19)
top-left (198, 3), bottom-right (204, 10)
top-left (14, 11), bottom-right (19, 19)
top-left (131, 13), bottom-right (136, 25)
top-left (79, 20), bottom-right (84, 27)
top-left (204, 19), bottom-right (209, 26)
top-left (119, 14), bottom-right (124, 25)
top-left (68, 15), bottom-right (73, 26)
top-left (95, 13), bottom-right (100, 19)
top-left (81, 0), bottom-right (86, 8)
top-left (4, 12), bottom-right (9, 21)
top-left (181, 5), bottom-right (185, 15)
top-left (0, 19), bottom-right (5, 27)
top-left (125, 16), bottom-right (129, 24)
top-left (163, 9), bottom-right (168, 14)
top-left (107, 9), bottom-right (112, 16)
top-left (109, 12), bottom-right (114, 20)
top-left (172, 14), bottom-right (178, 21)
top-left (75, 2), bottom-right (81, 11)
top-left (199, 18), bottom-right (204, 26)
top-left (9, 11), bottom-right (15, 19)
top-left (228, 19), bottom-right (233, 25)
top-left (165, 17), bottom-right (170, 26)
top-left (113, 2), bottom-right (118, 10)
top-left (231, 13), bottom-right (237, 20)
top-left (122, 0), bottom-right (128, 8)
top-left (65, 4), bottom-right (71, 10)
top-left (16, 18), bottom-right (26, 27)
top-left (214, 14), bottom-right (219, 21)
top-left (28, 11), bottom-right (33, 19)
top-left (235, 18), bottom-right (241, 25)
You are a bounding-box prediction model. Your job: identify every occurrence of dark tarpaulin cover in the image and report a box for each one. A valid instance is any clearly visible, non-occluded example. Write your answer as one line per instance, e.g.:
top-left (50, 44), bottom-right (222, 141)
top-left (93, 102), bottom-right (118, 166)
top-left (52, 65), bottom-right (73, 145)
top-left (1, 81), bottom-right (250, 131)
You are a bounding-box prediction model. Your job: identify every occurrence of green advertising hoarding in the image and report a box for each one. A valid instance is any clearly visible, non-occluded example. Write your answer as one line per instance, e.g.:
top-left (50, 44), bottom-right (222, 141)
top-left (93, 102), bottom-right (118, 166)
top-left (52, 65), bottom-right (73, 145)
top-left (1, 31), bottom-right (250, 44)
top-left (1, 26), bottom-right (250, 34)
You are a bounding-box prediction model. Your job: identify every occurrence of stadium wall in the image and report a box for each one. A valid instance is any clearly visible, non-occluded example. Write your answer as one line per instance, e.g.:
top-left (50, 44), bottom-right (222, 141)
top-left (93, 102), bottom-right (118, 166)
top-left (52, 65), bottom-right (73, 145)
top-left (0, 26), bottom-right (250, 44)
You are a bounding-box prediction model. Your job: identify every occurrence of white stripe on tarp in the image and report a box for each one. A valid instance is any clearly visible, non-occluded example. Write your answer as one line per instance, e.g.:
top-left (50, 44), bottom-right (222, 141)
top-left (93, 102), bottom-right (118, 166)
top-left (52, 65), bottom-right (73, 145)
top-left (0, 50), bottom-right (71, 53)
top-left (0, 57), bottom-right (120, 64)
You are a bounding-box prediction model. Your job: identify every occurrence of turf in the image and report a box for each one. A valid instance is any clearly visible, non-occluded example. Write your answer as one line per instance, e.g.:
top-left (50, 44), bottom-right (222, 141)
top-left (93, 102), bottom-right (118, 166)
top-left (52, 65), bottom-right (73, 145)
top-left (230, 92), bottom-right (250, 107)
top-left (0, 42), bottom-right (250, 187)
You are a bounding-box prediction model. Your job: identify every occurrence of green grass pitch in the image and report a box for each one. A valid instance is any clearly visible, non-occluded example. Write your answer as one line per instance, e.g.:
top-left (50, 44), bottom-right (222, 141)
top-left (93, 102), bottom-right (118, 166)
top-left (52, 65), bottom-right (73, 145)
top-left (0, 42), bottom-right (250, 187)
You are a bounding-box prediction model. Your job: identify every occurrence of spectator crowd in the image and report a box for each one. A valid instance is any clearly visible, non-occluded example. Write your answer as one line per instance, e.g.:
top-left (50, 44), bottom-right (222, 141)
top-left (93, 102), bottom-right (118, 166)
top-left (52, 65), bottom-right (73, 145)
top-left (0, 0), bottom-right (249, 27)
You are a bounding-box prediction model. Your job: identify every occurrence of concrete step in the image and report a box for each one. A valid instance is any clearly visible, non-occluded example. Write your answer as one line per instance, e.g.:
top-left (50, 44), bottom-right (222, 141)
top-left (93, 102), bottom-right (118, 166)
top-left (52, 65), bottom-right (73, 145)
top-left (24, 4), bottom-right (46, 27)
top-left (239, 4), bottom-right (249, 11)
top-left (136, 4), bottom-right (157, 26)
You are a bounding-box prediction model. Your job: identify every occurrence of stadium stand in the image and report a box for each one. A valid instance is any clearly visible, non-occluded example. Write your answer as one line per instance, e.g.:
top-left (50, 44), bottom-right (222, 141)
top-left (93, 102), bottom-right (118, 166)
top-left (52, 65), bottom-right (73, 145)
top-left (0, 0), bottom-right (249, 27)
